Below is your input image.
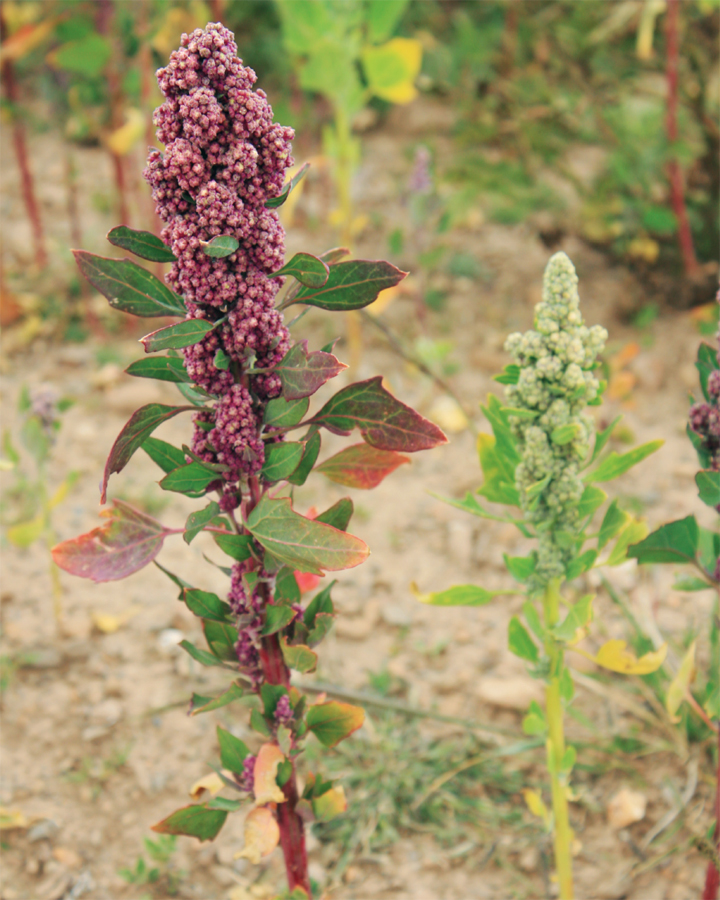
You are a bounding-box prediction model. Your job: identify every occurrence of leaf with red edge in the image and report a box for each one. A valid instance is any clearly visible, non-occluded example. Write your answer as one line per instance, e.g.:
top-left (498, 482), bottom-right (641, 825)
top-left (309, 377), bottom-right (447, 452)
top-left (52, 500), bottom-right (172, 583)
top-left (101, 404), bottom-right (194, 502)
top-left (151, 803), bottom-right (227, 842)
top-left (306, 701), bottom-right (365, 748)
top-left (316, 443), bottom-right (410, 489)
top-left (275, 341), bottom-right (347, 400)
top-left (245, 495), bottom-right (368, 575)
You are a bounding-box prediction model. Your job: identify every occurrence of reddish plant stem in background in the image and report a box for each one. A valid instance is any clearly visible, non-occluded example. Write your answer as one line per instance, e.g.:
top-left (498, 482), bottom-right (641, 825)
top-left (665, 0), bottom-right (699, 278)
top-left (0, 17), bottom-right (48, 269)
top-left (703, 727), bottom-right (720, 900)
top-left (209, 0), bottom-right (226, 21)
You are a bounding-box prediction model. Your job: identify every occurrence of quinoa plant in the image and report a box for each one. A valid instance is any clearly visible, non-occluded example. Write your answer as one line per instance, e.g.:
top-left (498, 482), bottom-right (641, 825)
top-left (52, 24), bottom-right (445, 898)
top-left (415, 252), bottom-right (666, 899)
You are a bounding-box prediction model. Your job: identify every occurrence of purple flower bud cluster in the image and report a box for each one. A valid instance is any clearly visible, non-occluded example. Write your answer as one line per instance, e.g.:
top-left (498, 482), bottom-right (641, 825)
top-left (237, 754), bottom-right (256, 794)
top-left (689, 293), bottom-right (720, 471)
top-left (144, 23), bottom-right (294, 482)
top-left (274, 694), bottom-right (294, 729)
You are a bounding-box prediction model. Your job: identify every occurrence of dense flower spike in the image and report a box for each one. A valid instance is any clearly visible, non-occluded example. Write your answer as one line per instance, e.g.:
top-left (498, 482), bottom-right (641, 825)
top-left (504, 252), bottom-right (607, 585)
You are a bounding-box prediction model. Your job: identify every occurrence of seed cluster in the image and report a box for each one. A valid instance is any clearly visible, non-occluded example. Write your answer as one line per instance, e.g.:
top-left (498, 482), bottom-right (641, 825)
top-left (144, 23), bottom-right (294, 484)
top-left (504, 252), bottom-right (607, 585)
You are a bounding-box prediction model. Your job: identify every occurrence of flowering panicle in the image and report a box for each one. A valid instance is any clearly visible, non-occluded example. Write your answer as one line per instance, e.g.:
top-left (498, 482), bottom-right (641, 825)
top-left (504, 252), bottom-right (607, 585)
top-left (144, 22), bottom-right (294, 484)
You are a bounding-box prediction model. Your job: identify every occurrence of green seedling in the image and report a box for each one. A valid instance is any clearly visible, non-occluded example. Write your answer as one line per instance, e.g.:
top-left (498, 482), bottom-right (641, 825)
top-left (119, 834), bottom-right (186, 897)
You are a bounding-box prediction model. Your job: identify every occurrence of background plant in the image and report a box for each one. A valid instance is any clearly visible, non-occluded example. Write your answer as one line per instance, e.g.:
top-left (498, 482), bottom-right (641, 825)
top-left (414, 251), bottom-right (667, 899)
top-left (51, 23), bottom-right (445, 899)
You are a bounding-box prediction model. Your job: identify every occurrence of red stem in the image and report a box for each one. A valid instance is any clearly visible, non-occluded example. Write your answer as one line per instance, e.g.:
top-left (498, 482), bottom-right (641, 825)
top-left (665, 0), bottom-right (699, 277)
top-left (702, 727), bottom-right (720, 900)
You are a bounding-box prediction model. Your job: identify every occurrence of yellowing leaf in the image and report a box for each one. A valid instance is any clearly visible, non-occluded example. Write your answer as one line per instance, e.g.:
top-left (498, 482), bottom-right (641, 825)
top-left (666, 640), bottom-right (696, 721)
top-left (106, 108), bottom-right (145, 156)
top-left (594, 639), bottom-right (667, 675)
top-left (189, 772), bottom-right (225, 800)
top-left (312, 785), bottom-right (347, 822)
top-left (6, 515), bottom-right (44, 548)
top-left (235, 806), bottom-right (280, 864)
top-left (0, 806), bottom-right (32, 830)
top-left (91, 604), bottom-right (141, 634)
top-left (522, 789), bottom-right (550, 828)
top-left (627, 237), bottom-right (660, 264)
top-left (49, 472), bottom-right (79, 509)
top-left (361, 38), bottom-right (423, 105)
top-left (253, 743), bottom-right (286, 805)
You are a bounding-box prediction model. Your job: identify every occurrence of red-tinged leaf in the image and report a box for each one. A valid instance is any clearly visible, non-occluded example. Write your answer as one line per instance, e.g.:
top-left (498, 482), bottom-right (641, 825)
top-left (245, 495), bottom-right (368, 575)
top-left (101, 404), bottom-right (194, 502)
top-left (280, 637), bottom-right (318, 674)
top-left (236, 806), bottom-right (280, 863)
top-left (309, 377), bottom-right (447, 452)
top-left (316, 443), bottom-right (410, 489)
top-left (306, 701), bottom-right (365, 748)
top-left (280, 259), bottom-right (407, 312)
top-left (141, 319), bottom-right (217, 353)
top-left (73, 250), bottom-right (185, 317)
top-left (294, 571), bottom-right (321, 595)
top-left (151, 803), bottom-right (227, 842)
top-left (253, 743), bottom-right (287, 805)
top-left (275, 341), bottom-right (347, 400)
top-left (51, 500), bottom-right (172, 582)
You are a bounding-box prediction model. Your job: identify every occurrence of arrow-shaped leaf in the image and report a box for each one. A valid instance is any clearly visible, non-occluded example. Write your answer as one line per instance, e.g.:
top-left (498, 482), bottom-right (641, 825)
top-left (141, 319), bottom-right (217, 353)
top-left (107, 226), bottom-right (176, 263)
top-left (51, 500), bottom-right (172, 582)
top-left (152, 804), bottom-right (227, 842)
top-left (309, 376), bottom-right (447, 452)
top-left (275, 341), bottom-right (347, 400)
top-left (73, 251), bottom-right (185, 317)
top-left (280, 259), bottom-right (407, 311)
top-left (246, 495), bottom-right (368, 575)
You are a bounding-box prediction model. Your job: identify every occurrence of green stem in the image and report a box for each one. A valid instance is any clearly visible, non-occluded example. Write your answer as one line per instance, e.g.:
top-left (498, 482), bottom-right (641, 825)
top-left (543, 577), bottom-right (574, 900)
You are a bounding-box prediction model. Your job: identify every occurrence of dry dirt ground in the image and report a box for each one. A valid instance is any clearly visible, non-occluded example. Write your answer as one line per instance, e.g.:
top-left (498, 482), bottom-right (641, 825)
top-left (1, 100), bottom-right (717, 900)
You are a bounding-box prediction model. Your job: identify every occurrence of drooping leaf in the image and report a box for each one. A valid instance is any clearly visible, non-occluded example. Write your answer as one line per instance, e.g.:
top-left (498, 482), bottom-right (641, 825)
top-left (200, 235), bottom-right (239, 258)
top-left (179, 639), bottom-right (227, 668)
top-left (261, 442), bottom-right (304, 483)
top-left (236, 806), bottom-right (280, 864)
top-left (263, 396), bottom-right (309, 428)
top-left (592, 640), bottom-right (667, 675)
top-left (126, 356), bottom-right (190, 383)
top-left (696, 470), bottom-right (720, 509)
top-left (102, 404), bottom-right (193, 502)
top-left (281, 260), bottom-right (407, 312)
top-left (316, 443), bottom-right (410, 489)
top-left (217, 726), bottom-right (251, 773)
top-left (151, 804), bottom-right (227, 841)
top-left (584, 440), bottom-right (664, 483)
top-left (52, 500), bottom-right (172, 583)
top-left (184, 589), bottom-right (232, 623)
top-left (309, 376), bottom-right (447, 452)
top-left (189, 683), bottom-right (245, 716)
top-left (213, 532), bottom-right (253, 562)
top-left (246, 495), bottom-right (368, 575)
top-left (280, 637), bottom-right (318, 673)
top-left (73, 251), bottom-right (185, 317)
top-left (508, 616), bottom-right (539, 662)
top-left (287, 431), bottom-right (321, 486)
top-left (627, 516), bottom-right (698, 566)
top-left (315, 498), bottom-right (354, 531)
top-left (107, 226), bottom-right (176, 263)
top-left (271, 252), bottom-right (330, 288)
top-left (160, 462), bottom-right (218, 495)
top-left (140, 319), bottom-right (217, 353)
top-left (306, 701), bottom-right (365, 748)
top-left (411, 582), bottom-right (513, 606)
top-left (254, 744), bottom-right (287, 805)
top-left (264, 162), bottom-right (310, 209)
top-left (184, 502), bottom-right (220, 544)
top-left (275, 341), bottom-right (347, 400)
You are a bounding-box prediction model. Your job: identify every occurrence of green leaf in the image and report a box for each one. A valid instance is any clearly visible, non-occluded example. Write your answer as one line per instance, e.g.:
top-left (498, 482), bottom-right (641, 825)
top-left (695, 342), bottom-right (718, 401)
top-left (315, 498), bottom-right (354, 531)
top-left (672, 574), bottom-right (713, 592)
top-left (201, 235), bottom-right (239, 258)
top-left (361, 36), bottom-right (421, 104)
top-left (246, 495), bottom-right (368, 575)
top-left (605, 520), bottom-right (649, 566)
top-left (250, 708), bottom-right (271, 738)
top-left (598, 500), bottom-right (628, 551)
top-left (217, 726), bottom-right (250, 773)
top-left (152, 804), bottom-right (227, 842)
top-left (522, 701), bottom-right (546, 735)
top-left (107, 226), bottom-right (176, 263)
top-left (551, 423), bottom-right (581, 445)
top-left (367, 0), bottom-right (410, 41)
top-left (310, 376), bottom-right (447, 452)
top-left (281, 260), bottom-right (407, 312)
top-left (697, 470), bottom-right (720, 509)
top-left (559, 667), bottom-right (574, 701)
top-left (213, 349), bottom-right (230, 371)
top-left (142, 437), bottom-right (186, 474)
top-left (503, 554), bottom-right (536, 583)
top-left (176, 382), bottom-right (211, 407)
top-left (52, 33), bottom-right (111, 77)
top-left (304, 581), bottom-right (335, 627)
top-left (508, 616), bottom-right (538, 662)
top-left (184, 589), bottom-right (232, 623)
top-left (261, 604), bottom-right (297, 636)
top-left (203, 620), bottom-right (237, 661)
top-left (275, 567), bottom-right (301, 604)
top-left (263, 396), bottom-right (309, 429)
top-left (577, 485), bottom-right (607, 519)
top-left (287, 431), bottom-right (321, 486)
top-left (697, 525), bottom-right (720, 574)
top-left (280, 637), bottom-right (318, 673)
top-left (102, 404), bottom-right (193, 502)
top-left (141, 319), bottom-right (217, 353)
top-left (272, 252), bottom-right (329, 288)
top-left (261, 442), bottom-right (304, 483)
top-left (560, 745), bottom-right (577, 773)
top-left (553, 594), bottom-right (594, 641)
top-left (206, 797), bottom-right (243, 811)
top-left (184, 502), bottom-right (220, 545)
top-left (627, 516), bottom-right (698, 565)
top-left (589, 415), bottom-right (622, 464)
top-left (126, 356), bottom-right (190, 383)
top-left (565, 549), bottom-right (597, 581)
top-left (189, 683), bottom-right (245, 716)
top-left (412, 583), bottom-right (512, 606)
top-left (265, 162), bottom-right (309, 209)
top-left (476, 433), bottom-right (520, 506)
top-left (179, 640), bottom-right (226, 668)
top-left (306, 701), bottom-right (365, 748)
top-left (73, 251), bottom-right (185, 317)
top-left (160, 462), bottom-right (218, 494)
top-left (584, 440), bottom-right (664, 483)
top-left (213, 532), bottom-right (253, 562)
top-left (436, 491), bottom-right (522, 525)
top-left (522, 601), bottom-right (545, 642)
top-left (493, 364), bottom-right (520, 385)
